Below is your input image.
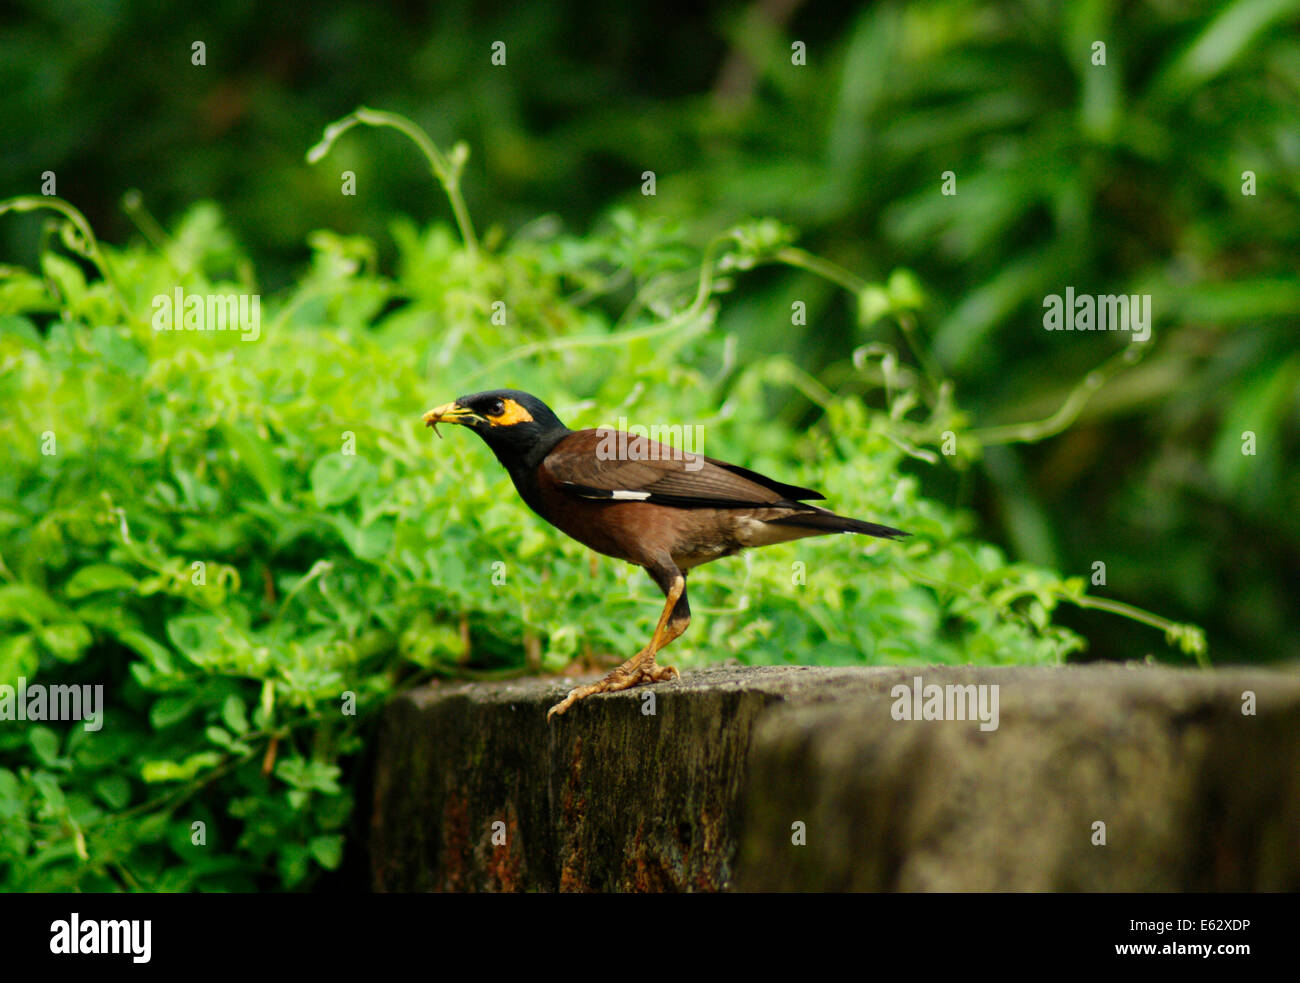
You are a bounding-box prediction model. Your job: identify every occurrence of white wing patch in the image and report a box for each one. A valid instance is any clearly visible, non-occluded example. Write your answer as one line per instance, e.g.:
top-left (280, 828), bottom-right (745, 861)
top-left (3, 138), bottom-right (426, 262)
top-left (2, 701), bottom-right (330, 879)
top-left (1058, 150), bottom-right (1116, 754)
top-left (610, 490), bottom-right (652, 501)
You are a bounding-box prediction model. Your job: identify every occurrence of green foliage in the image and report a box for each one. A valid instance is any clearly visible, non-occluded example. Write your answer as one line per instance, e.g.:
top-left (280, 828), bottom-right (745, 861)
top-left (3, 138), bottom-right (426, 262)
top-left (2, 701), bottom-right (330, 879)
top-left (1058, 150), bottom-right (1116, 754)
top-left (5, 1), bottom-right (1296, 671)
top-left (639, 1), bottom-right (1300, 665)
top-left (0, 105), bottom-right (1203, 891)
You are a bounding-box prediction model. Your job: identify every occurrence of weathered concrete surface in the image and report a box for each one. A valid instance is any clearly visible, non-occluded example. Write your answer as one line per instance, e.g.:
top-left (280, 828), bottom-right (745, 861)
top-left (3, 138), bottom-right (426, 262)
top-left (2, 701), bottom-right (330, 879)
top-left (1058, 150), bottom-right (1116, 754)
top-left (370, 665), bottom-right (870, 891)
top-left (371, 664), bottom-right (1300, 892)
top-left (734, 665), bottom-right (1300, 891)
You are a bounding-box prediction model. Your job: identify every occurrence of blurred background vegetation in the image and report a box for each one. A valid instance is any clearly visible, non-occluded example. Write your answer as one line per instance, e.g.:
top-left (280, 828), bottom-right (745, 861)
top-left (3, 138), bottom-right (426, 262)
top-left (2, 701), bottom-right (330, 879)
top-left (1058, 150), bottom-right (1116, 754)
top-left (0, 0), bottom-right (1296, 890)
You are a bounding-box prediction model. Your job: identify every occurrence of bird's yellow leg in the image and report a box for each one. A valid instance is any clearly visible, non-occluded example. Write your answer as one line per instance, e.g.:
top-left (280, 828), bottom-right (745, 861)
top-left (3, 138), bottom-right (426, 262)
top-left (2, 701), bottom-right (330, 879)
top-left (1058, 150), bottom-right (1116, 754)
top-left (548, 575), bottom-right (684, 719)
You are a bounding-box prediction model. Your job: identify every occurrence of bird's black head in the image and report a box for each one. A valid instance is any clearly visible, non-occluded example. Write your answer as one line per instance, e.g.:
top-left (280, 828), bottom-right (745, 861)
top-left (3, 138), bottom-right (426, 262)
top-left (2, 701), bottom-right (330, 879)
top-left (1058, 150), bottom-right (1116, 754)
top-left (423, 389), bottom-right (571, 473)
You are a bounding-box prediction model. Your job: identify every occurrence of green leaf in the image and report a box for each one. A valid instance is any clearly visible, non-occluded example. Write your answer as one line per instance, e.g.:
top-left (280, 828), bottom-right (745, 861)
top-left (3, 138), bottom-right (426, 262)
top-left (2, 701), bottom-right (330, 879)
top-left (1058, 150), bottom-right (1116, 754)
top-left (857, 285), bottom-right (891, 326)
top-left (309, 834), bottom-right (344, 870)
top-left (32, 771), bottom-right (66, 811)
top-left (38, 622), bottom-right (93, 662)
top-left (65, 564), bottom-right (137, 598)
top-left (150, 694), bottom-right (199, 730)
top-left (40, 252), bottom-right (87, 307)
top-left (222, 423), bottom-right (284, 503)
top-left (1151, 0), bottom-right (1298, 99)
top-left (221, 694), bottom-right (249, 734)
top-left (886, 268), bottom-right (925, 310)
top-left (256, 680), bottom-right (275, 729)
top-left (0, 633), bottom-right (39, 684)
top-left (166, 614), bottom-right (224, 662)
top-left (0, 585), bottom-right (60, 625)
top-left (141, 752), bottom-right (222, 783)
top-left (0, 770), bottom-right (22, 817)
top-left (29, 727), bottom-right (60, 765)
top-left (331, 515), bottom-right (394, 561)
top-left (115, 629), bottom-right (176, 675)
top-left (93, 775), bottom-right (132, 810)
top-left (275, 758), bottom-right (341, 794)
top-left (310, 454), bottom-right (377, 507)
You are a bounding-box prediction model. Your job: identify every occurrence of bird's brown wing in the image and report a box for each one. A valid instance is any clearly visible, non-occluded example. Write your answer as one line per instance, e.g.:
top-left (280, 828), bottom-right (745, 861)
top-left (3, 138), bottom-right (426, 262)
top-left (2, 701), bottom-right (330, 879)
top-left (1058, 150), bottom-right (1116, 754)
top-left (541, 428), bottom-right (824, 509)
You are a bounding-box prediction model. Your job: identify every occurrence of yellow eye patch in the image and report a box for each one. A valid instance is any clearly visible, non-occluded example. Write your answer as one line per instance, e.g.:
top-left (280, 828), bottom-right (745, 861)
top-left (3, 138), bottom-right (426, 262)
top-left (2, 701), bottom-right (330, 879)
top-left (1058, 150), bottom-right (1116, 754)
top-left (488, 398), bottom-right (535, 426)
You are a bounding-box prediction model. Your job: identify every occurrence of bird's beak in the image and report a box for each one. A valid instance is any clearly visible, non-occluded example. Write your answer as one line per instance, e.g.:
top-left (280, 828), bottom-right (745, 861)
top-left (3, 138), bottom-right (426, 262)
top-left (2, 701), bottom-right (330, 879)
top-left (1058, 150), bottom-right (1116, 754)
top-left (423, 401), bottom-right (480, 438)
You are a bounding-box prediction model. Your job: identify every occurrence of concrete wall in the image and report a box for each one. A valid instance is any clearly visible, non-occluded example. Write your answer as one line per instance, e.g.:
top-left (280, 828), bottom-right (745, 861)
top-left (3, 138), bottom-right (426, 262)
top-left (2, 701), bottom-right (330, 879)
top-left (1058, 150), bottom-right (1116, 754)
top-left (370, 665), bottom-right (1300, 891)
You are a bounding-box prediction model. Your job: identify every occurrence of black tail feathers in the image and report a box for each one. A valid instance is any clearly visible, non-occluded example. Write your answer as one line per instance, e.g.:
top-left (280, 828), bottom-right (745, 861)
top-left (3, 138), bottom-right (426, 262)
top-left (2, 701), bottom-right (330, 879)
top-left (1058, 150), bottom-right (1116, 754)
top-left (769, 509), bottom-right (909, 540)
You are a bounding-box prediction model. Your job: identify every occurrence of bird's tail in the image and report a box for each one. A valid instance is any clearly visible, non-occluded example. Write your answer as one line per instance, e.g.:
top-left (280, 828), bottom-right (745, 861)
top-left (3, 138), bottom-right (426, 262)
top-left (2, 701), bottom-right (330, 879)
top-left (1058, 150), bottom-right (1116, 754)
top-left (768, 509), bottom-right (909, 540)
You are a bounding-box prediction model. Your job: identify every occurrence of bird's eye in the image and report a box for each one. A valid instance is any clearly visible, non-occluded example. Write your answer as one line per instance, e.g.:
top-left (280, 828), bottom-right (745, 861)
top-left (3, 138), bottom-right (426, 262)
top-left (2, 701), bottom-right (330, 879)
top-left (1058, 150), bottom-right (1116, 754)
top-left (489, 399), bottom-right (505, 416)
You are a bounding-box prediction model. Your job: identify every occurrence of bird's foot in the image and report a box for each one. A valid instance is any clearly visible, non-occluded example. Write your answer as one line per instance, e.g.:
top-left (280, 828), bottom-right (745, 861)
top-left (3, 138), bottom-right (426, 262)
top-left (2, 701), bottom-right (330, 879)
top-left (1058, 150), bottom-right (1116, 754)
top-left (547, 659), bottom-right (679, 720)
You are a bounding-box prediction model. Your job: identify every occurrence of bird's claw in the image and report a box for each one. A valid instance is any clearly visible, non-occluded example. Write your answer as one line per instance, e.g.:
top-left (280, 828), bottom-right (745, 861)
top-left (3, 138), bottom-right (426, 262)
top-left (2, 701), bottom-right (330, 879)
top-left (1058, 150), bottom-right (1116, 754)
top-left (547, 660), bottom-right (678, 720)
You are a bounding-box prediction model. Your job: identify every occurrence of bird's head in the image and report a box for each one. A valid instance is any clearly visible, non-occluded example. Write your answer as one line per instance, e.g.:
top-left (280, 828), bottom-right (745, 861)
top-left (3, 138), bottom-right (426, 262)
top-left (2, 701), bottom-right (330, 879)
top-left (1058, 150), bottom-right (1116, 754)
top-left (423, 389), bottom-right (570, 471)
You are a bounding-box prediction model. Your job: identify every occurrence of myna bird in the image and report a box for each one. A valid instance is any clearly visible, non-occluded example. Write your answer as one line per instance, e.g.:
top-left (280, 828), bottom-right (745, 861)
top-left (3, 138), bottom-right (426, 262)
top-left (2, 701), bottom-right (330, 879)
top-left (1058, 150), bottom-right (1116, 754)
top-left (423, 389), bottom-right (908, 718)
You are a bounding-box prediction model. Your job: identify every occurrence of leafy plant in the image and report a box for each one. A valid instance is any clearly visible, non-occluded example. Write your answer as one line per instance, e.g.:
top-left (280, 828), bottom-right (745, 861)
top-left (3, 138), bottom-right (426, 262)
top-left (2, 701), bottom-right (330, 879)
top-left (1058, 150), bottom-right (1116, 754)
top-left (0, 109), bottom-right (1202, 891)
